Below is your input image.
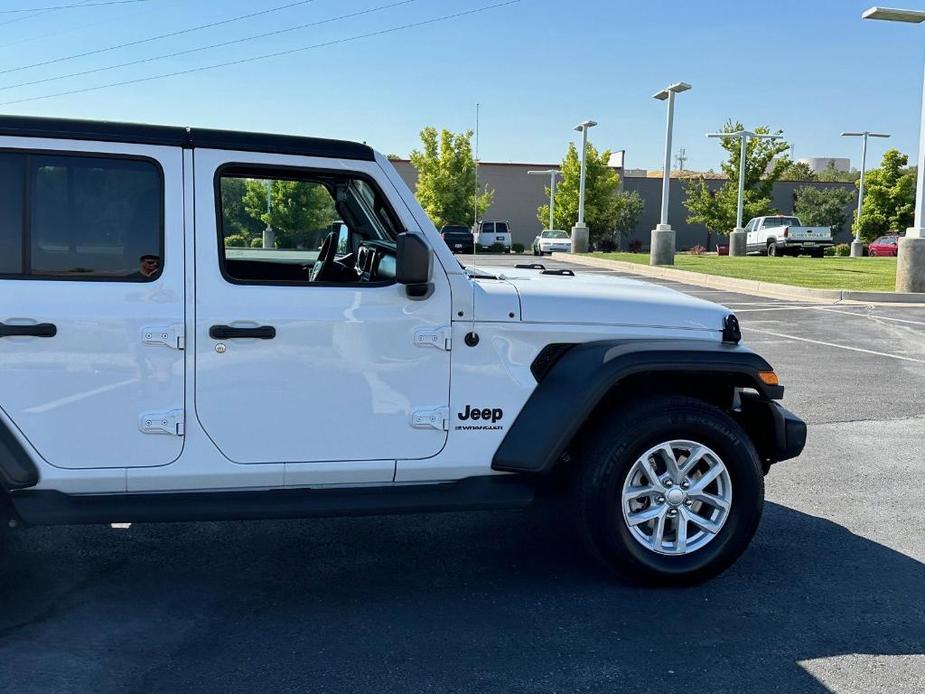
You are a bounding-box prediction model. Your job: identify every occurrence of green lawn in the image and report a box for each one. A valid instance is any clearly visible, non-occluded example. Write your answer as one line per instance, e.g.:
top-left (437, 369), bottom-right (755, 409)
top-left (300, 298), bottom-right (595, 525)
top-left (594, 253), bottom-right (897, 291)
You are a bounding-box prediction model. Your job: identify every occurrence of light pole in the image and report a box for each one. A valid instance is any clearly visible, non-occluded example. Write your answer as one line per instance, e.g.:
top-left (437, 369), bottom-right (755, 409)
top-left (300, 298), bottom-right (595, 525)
top-left (706, 129), bottom-right (782, 256)
top-left (863, 6), bottom-right (925, 292)
top-left (572, 119), bottom-right (597, 252)
top-left (651, 81), bottom-right (691, 265)
top-left (528, 169), bottom-right (562, 230)
top-left (262, 179), bottom-right (274, 249)
top-left (842, 130), bottom-right (890, 257)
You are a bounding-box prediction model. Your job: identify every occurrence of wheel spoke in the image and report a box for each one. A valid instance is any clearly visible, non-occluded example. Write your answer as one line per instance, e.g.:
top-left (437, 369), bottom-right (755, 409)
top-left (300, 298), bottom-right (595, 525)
top-left (689, 463), bottom-right (723, 494)
top-left (678, 445), bottom-right (707, 478)
top-left (627, 504), bottom-right (664, 527)
top-left (655, 444), bottom-right (681, 483)
top-left (652, 511), bottom-right (667, 548)
top-left (624, 484), bottom-right (659, 502)
top-left (639, 456), bottom-right (666, 491)
top-left (682, 507), bottom-right (722, 535)
top-left (675, 514), bottom-right (688, 553)
top-left (690, 491), bottom-right (730, 512)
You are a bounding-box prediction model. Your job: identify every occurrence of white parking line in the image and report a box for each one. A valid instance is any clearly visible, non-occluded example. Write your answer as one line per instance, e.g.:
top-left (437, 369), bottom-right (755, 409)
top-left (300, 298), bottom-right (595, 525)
top-left (814, 306), bottom-right (925, 327)
top-left (744, 327), bottom-right (925, 363)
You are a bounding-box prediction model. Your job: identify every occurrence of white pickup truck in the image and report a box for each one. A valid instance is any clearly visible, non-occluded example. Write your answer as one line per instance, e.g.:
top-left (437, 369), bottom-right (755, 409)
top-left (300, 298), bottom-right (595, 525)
top-left (745, 216), bottom-right (833, 257)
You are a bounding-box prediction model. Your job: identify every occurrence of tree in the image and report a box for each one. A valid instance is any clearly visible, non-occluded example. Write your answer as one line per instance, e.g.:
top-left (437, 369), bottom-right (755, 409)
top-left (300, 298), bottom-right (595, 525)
top-left (780, 160), bottom-right (816, 181)
top-left (537, 141), bottom-right (622, 244)
top-left (855, 149), bottom-right (916, 241)
top-left (816, 160), bottom-right (859, 183)
top-left (410, 127), bottom-right (492, 228)
top-left (242, 179), bottom-right (336, 248)
top-left (794, 186), bottom-right (855, 236)
top-left (683, 120), bottom-right (790, 248)
top-left (611, 190), bottom-right (645, 247)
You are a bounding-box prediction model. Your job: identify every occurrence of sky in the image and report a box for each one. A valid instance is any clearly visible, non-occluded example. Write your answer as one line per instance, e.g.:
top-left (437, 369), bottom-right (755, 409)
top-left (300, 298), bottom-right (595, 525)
top-left (0, 0), bottom-right (923, 172)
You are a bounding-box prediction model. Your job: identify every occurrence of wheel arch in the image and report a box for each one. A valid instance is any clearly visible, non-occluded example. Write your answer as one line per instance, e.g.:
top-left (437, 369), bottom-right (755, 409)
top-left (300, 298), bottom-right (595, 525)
top-left (0, 418), bottom-right (40, 492)
top-left (492, 339), bottom-right (784, 476)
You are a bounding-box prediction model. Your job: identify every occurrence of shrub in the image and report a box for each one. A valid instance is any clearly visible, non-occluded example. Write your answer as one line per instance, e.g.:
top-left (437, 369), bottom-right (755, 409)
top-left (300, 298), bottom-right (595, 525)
top-left (224, 234), bottom-right (246, 247)
top-left (512, 242), bottom-right (525, 254)
top-left (689, 244), bottom-right (706, 255)
top-left (824, 245), bottom-right (836, 257)
top-left (597, 238), bottom-right (618, 252)
top-left (627, 239), bottom-right (643, 253)
top-left (833, 243), bottom-right (851, 257)
top-left (486, 242), bottom-right (506, 253)
top-left (250, 237), bottom-right (264, 248)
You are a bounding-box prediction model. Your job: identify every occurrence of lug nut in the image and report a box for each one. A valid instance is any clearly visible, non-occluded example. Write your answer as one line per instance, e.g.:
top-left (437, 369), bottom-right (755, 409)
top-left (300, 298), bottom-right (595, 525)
top-left (681, 481), bottom-right (690, 490)
top-left (684, 499), bottom-right (693, 507)
top-left (656, 496), bottom-right (665, 504)
top-left (667, 509), bottom-right (678, 517)
top-left (663, 479), bottom-right (673, 487)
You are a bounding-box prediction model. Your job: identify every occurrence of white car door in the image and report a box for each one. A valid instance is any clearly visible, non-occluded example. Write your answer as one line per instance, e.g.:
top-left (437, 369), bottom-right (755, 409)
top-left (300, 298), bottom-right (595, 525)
top-left (193, 149), bottom-right (452, 465)
top-left (0, 140), bottom-right (185, 469)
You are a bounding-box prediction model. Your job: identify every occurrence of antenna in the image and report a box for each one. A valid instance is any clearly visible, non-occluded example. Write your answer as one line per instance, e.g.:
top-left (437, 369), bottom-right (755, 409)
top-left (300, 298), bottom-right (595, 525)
top-left (473, 102), bottom-right (479, 255)
top-left (675, 147), bottom-right (687, 172)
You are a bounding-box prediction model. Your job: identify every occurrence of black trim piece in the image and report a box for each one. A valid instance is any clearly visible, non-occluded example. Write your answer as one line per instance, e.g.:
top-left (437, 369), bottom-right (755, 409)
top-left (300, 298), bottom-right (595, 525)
top-left (530, 343), bottom-right (575, 382)
top-left (515, 263), bottom-right (545, 270)
top-left (540, 269), bottom-right (574, 276)
top-left (722, 314), bottom-right (741, 344)
top-left (493, 339), bottom-right (783, 474)
top-left (10, 476), bottom-right (535, 526)
top-left (734, 392), bottom-right (807, 465)
top-left (209, 325), bottom-right (276, 340)
top-left (0, 322), bottom-right (56, 338)
top-left (0, 115), bottom-right (375, 161)
top-left (0, 420), bottom-right (39, 490)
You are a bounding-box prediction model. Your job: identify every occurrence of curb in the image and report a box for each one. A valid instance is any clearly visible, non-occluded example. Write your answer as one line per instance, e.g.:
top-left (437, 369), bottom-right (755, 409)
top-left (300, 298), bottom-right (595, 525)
top-left (553, 253), bottom-right (925, 304)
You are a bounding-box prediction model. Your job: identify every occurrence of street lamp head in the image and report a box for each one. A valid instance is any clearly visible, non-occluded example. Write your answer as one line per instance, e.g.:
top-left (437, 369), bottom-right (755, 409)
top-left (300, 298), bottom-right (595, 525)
top-left (863, 6), bottom-right (925, 22)
top-left (573, 120), bottom-right (598, 132)
top-left (527, 169), bottom-right (561, 176)
top-left (653, 82), bottom-right (691, 101)
top-left (842, 131), bottom-right (891, 138)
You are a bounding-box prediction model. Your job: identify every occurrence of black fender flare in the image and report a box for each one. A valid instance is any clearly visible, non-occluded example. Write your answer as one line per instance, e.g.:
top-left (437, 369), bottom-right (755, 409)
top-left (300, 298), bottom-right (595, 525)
top-left (492, 340), bottom-right (783, 474)
top-left (0, 418), bottom-right (40, 491)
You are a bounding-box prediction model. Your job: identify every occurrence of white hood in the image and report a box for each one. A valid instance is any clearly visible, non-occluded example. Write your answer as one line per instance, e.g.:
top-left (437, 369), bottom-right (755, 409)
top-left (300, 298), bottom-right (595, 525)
top-left (478, 267), bottom-right (729, 332)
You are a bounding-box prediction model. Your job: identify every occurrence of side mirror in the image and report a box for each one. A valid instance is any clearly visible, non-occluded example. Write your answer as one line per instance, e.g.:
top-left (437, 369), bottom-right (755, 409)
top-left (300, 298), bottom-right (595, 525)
top-left (396, 232), bottom-right (433, 298)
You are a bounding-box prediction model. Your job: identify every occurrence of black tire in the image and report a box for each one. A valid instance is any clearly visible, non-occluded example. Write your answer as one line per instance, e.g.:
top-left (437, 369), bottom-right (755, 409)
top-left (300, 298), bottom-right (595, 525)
top-left (810, 249), bottom-right (824, 258)
top-left (533, 247), bottom-right (539, 256)
top-left (767, 243), bottom-right (777, 257)
top-left (572, 395), bottom-right (764, 585)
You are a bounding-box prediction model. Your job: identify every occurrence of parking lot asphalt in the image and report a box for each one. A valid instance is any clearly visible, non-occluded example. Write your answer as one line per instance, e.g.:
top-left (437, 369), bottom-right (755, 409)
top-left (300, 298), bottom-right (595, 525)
top-left (2, 254), bottom-right (923, 694)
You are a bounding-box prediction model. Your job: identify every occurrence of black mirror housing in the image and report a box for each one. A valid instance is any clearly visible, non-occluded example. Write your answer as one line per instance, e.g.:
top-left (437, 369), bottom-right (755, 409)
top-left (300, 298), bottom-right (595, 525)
top-left (396, 233), bottom-right (432, 297)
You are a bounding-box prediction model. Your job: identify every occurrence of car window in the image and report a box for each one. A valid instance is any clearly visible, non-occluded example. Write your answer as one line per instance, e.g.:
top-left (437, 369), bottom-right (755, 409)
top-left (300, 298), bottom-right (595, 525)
top-left (542, 230), bottom-right (569, 238)
top-left (764, 217), bottom-right (799, 228)
top-left (218, 169), bottom-right (399, 285)
top-left (496, 222), bottom-right (509, 234)
top-left (0, 151), bottom-right (163, 281)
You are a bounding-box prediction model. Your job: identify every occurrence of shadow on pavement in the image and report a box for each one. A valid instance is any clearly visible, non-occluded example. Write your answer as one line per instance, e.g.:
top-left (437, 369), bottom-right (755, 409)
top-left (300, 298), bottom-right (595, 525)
top-left (0, 501), bottom-right (922, 693)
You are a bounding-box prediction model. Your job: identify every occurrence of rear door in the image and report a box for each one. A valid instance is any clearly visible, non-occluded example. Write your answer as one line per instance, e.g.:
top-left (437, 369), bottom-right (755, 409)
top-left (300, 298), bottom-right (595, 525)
top-left (0, 140), bottom-right (184, 469)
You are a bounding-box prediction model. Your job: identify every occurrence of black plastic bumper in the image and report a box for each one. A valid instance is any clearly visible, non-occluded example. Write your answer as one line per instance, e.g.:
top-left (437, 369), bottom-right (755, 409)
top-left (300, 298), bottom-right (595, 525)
top-left (735, 392), bottom-right (807, 466)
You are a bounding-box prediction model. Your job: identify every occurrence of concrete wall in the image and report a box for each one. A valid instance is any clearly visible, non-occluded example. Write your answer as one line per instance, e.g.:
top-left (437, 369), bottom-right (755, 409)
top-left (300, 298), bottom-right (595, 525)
top-left (389, 160), bottom-right (858, 250)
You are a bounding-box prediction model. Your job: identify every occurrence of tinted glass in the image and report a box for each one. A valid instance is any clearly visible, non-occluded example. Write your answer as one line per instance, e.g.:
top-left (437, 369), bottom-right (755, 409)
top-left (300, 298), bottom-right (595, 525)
top-left (764, 217), bottom-right (799, 228)
top-left (0, 153), bottom-right (24, 275)
top-left (495, 222), bottom-right (509, 234)
top-left (30, 155), bottom-right (162, 279)
top-left (542, 230), bottom-right (568, 238)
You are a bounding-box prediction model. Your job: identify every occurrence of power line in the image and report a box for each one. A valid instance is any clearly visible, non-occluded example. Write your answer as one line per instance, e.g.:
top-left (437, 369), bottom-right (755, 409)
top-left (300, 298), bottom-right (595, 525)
top-left (0, 0), bottom-right (145, 14)
top-left (0, 0), bottom-right (106, 28)
top-left (0, 0), bottom-right (417, 92)
top-left (0, 0), bottom-right (156, 44)
top-left (0, 0), bottom-right (318, 76)
top-left (0, 0), bottom-right (520, 107)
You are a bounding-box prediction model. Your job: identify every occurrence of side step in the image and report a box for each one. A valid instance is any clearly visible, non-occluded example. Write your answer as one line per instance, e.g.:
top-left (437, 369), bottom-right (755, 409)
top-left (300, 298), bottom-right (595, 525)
top-left (10, 476), bottom-right (535, 526)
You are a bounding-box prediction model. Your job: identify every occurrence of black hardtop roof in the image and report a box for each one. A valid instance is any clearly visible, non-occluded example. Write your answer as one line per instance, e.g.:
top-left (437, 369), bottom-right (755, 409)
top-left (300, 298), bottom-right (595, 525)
top-left (0, 115), bottom-right (375, 161)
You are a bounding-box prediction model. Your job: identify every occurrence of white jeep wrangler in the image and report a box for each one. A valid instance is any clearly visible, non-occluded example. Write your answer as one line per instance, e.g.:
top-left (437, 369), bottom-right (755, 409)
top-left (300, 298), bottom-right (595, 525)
top-left (0, 117), bottom-right (806, 584)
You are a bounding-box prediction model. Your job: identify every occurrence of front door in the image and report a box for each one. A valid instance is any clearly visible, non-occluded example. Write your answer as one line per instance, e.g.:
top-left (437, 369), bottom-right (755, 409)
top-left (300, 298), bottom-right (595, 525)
top-left (0, 141), bottom-right (185, 469)
top-left (193, 149), bottom-right (451, 465)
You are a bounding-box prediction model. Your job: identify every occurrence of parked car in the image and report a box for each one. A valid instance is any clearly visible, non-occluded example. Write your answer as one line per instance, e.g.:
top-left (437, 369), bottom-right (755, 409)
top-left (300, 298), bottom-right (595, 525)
top-left (0, 115), bottom-right (806, 585)
top-left (744, 216), bottom-right (833, 257)
top-left (474, 220), bottom-right (512, 251)
top-left (868, 235), bottom-right (899, 257)
top-left (532, 229), bottom-right (572, 255)
top-left (440, 224), bottom-right (474, 254)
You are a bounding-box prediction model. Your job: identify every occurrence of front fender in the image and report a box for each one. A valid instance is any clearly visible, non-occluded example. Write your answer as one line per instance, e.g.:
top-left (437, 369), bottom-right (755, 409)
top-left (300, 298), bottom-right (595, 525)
top-left (492, 339), bottom-right (783, 474)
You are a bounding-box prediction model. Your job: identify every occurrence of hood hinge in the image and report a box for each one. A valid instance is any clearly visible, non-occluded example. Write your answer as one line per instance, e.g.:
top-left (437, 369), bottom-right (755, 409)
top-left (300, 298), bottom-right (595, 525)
top-left (413, 326), bottom-right (452, 351)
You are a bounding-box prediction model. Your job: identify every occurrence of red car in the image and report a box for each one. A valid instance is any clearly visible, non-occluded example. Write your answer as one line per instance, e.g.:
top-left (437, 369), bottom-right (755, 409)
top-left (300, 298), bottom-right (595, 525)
top-left (868, 235), bottom-right (899, 257)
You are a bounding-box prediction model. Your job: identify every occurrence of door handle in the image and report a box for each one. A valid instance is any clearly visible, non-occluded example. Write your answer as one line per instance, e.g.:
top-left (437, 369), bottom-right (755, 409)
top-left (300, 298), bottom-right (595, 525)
top-left (209, 325), bottom-right (276, 340)
top-left (0, 322), bottom-right (57, 338)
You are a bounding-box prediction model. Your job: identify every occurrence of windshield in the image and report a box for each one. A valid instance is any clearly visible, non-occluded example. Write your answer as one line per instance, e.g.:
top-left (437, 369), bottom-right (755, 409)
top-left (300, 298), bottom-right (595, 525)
top-left (542, 230), bottom-right (569, 238)
top-left (442, 225), bottom-right (469, 234)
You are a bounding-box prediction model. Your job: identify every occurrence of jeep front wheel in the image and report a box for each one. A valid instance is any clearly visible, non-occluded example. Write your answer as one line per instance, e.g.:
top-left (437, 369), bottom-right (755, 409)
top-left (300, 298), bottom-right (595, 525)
top-left (573, 395), bottom-right (764, 585)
